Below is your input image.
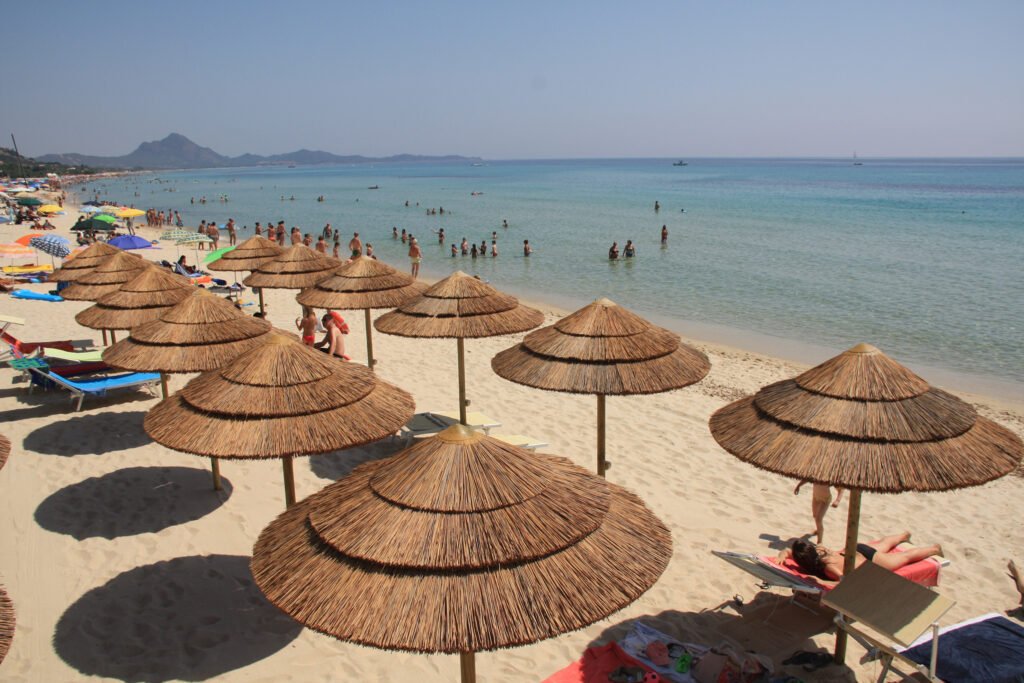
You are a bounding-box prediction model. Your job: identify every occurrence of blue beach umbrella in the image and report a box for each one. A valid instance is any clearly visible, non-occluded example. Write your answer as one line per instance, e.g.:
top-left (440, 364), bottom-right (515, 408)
top-left (108, 234), bottom-right (154, 251)
top-left (29, 234), bottom-right (72, 264)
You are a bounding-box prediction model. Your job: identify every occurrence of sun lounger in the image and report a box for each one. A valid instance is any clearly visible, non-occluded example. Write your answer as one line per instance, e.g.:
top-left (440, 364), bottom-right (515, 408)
top-left (2, 264), bottom-right (54, 276)
top-left (28, 367), bottom-right (160, 411)
top-left (898, 612), bottom-right (1024, 683)
top-left (40, 348), bottom-right (105, 363)
top-left (823, 562), bottom-right (956, 683)
top-left (400, 411), bottom-right (504, 440)
top-left (0, 313), bottom-right (76, 359)
top-left (489, 433), bottom-right (549, 451)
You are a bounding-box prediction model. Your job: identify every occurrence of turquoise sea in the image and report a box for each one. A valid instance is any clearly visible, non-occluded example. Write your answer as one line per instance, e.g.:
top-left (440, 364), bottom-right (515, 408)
top-left (72, 158), bottom-right (1024, 397)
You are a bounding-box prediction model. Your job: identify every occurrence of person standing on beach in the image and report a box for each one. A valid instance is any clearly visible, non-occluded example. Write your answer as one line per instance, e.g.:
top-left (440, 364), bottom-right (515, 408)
top-left (349, 232), bottom-right (363, 257)
top-left (209, 222), bottom-right (220, 249)
top-left (197, 221), bottom-right (207, 250)
top-left (793, 481), bottom-right (844, 544)
top-left (295, 306), bottom-right (318, 346)
top-left (276, 222), bottom-right (286, 244)
top-left (291, 227), bottom-right (302, 245)
top-left (254, 222), bottom-right (263, 236)
top-left (332, 239), bottom-right (340, 259)
top-left (661, 225), bottom-right (668, 247)
top-left (409, 238), bottom-right (422, 278)
top-left (226, 218), bottom-right (237, 246)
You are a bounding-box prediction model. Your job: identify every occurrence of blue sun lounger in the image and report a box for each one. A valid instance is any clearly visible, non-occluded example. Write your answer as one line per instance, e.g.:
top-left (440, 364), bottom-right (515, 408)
top-left (28, 367), bottom-right (160, 411)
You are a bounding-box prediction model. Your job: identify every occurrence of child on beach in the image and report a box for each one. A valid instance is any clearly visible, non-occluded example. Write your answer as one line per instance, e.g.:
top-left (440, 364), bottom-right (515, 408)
top-left (315, 312), bottom-right (350, 360)
top-left (295, 306), bottom-right (318, 346)
top-left (409, 238), bottom-right (422, 278)
top-left (793, 481), bottom-right (844, 543)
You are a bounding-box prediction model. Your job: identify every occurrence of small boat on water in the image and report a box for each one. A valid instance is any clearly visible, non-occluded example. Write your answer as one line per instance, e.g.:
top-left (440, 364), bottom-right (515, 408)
top-left (368, 185), bottom-right (379, 190)
top-left (672, 161), bottom-right (688, 166)
top-left (852, 152), bottom-right (863, 166)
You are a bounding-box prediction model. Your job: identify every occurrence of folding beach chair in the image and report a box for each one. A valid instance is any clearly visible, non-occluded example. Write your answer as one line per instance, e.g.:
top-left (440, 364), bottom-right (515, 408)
top-left (429, 411), bottom-right (502, 435)
top-left (822, 562), bottom-right (956, 683)
top-left (39, 347), bottom-right (105, 363)
top-left (0, 313), bottom-right (78, 359)
top-left (28, 367), bottom-right (160, 411)
top-left (489, 433), bottom-right (549, 451)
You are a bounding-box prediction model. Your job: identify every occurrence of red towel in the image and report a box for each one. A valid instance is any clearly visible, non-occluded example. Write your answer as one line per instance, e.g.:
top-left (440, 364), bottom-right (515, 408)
top-left (541, 642), bottom-right (663, 683)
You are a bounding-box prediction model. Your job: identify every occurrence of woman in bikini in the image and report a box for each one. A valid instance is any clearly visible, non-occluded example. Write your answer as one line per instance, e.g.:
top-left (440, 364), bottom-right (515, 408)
top-left (295, 306), bottom-right (318, 346)
top-left (782, 532), bottom-right (943, 582)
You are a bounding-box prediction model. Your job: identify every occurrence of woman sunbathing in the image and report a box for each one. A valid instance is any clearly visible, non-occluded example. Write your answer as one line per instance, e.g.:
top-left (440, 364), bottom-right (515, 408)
top-left (781, 532), bottom-right (943, 582)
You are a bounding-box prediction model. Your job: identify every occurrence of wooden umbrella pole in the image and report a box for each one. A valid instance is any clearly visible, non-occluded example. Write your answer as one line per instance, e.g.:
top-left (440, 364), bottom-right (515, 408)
top-left (459, 652), bottom-right (476, 683)
top-left (364, 308), bottom-right (375, 369)
top-left (283, 455), bottom-right (296, 508)
top-left (210, 458), bottom-right (222, 491)
top-left (597, 394), bottom-right (606, 477)
top-left (258, 288), bottom-right (265, 316)
top-left (457, 338), bottom-right (467, 425)
top-left (110, 330), bottom-right (117, 343)
top-left (160, 372), bottom-right (169, 399)
top-left (101, 329), bottom-right (108, 346)
top-left (834, 488), bottom-right (862, 664)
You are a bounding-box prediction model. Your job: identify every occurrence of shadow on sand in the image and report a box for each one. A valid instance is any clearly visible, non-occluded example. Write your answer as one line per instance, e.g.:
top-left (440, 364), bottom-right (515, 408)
top-left (23, 410), bottom-right (152, 456)
top-left (309, 437), bottom-right (408, 481)
top-left (35, 466), bottom-right (232, 539)
top-left (579, 593), bottom-right (852, 682)
top-left (55, 554), bottom-right (301, 682)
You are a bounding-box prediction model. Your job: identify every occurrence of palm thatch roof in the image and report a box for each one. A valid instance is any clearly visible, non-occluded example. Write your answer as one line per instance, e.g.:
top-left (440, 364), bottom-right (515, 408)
top-left (144, 332), bottom-right (414, 459)
top-left (297, 256), bottom-right (428, 310)
top-left (242, 245), bottom-right (340, 290)
top-left (374, 271), bottom-right (544, 339)
top-left (0, 434), bottom-right (9, 471)
top-left (492, 298), bottom-right (710, 396)
top-left (251, 424), bottom-right (670, 653)
top-left (0, 584), bottom-right (12, 666)
top-left (48, 242), bottom-right (121, 282)
top-left (75, 267), bottom-right (194, 331)
top-left (102, 289), bottom-right (273, 373)
top-left (709, 343), bottom-right (1023, 493)
top-left (208, 235), bottom-right (282, 272)
top-left (59, 252), bottom-right (148, 301)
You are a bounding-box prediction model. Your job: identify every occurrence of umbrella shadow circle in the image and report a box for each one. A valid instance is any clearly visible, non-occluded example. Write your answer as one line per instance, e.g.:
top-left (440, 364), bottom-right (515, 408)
top-left (309, 438), bottom-right (407, 481)
top-left (55, 554), bottom-right (302, 682)
top-left (23, 411), bottom-right (152, 456)
top-left (35, 466), bottom-right (232, 540)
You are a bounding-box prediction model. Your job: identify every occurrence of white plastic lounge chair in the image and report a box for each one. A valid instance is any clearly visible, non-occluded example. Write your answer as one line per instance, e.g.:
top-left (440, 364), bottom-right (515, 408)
top-left (429, 411), bottom-right (501, 434)
top-left (28, 367), bottom-right (160, 411)
top-left (399, 411), bottom-right (504, 441)
top-left (489, 433), bottom-right (548, 451)
top-left (822, 562), bottom-right (956, 683)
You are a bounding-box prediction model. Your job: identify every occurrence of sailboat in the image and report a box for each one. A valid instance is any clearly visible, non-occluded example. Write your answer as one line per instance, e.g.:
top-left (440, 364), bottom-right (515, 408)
top-left (852, 152), bottom-right (863, 166)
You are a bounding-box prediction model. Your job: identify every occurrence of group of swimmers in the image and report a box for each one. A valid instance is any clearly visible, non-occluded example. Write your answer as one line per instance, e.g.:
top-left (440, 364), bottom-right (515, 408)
top-left (608, 240), bottom-right (636, 260)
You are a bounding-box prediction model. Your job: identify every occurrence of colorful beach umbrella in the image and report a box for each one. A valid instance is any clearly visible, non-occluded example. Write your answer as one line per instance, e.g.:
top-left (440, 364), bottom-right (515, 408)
top-left (203, 245), bottom-right (236, 264)
top-left (80, 205), bottom-right (102, 214)
top-left (0, 243), bottom-right (36, 260)
top-left (37, 204), bottom-right (62, 214)
top-left (160, 229), bottom-right (193, 242)
top-left (93, 214), bottom-right (116, 224)
top-left (107, 235), bottom-right (154, 251)
top-left (14, 233), bottom-right (45, 246)
top-left (16, 197), bottom-right (42, 206)
top-left (71, 216), bottom-right (117, 232)
top-left (29, 235), bottom-right (72, 261)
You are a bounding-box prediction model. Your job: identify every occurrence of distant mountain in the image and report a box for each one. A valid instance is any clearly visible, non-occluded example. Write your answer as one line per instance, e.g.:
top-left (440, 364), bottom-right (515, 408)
top-left (38, 133), bottom-right (482, 170)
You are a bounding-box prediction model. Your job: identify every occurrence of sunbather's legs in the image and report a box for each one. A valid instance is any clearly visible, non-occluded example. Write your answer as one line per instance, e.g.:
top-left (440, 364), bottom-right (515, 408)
top-left (866, 531), bottom-right (912, 553)
top-left (872, 543), bottom-right (943, 571)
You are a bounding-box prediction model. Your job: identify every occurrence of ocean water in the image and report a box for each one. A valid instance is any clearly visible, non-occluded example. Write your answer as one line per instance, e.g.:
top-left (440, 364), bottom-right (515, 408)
top-left (72, 158), bottom-right (1024, 395)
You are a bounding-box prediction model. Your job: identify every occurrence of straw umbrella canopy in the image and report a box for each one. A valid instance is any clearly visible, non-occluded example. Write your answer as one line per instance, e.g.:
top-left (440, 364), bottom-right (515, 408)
top-left (145, 332), bottom-right (415, 507)
top-left (375, 271), bottom-right (544, 424)
top-left (492, 298), bottom-right (710, 476)
top-left (251, 424), bottom-right (672, 683)
top-left (0, 434), bottom-right (9, 471)
top-left (242, 244), bottom-right (339, 316)
top-left (0, 584), bottom-right (12, 667)
top-left (208, 235), bottom-right (282, 314)
top-left (75, 267), bottom-right (194, 332)
top-left (104, 289), bottom-right (274, 489)
top-left (297, 256), bottom-right (428, 369)
top-left (47, 242), bottom-right (121, 283)
top-left (708, 342), bottom-right (1024, 662)
top-left (59, 251), bottom-right (147, 302)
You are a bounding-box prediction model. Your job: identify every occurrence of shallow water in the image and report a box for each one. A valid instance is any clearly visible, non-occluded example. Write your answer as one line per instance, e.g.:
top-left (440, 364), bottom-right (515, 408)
top-left (74, 157), bottom-right (1024, 394)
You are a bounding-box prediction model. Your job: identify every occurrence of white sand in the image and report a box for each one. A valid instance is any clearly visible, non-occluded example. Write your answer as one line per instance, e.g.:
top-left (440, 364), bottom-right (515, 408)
top-left (1, 203), bottom-right (1021, 682)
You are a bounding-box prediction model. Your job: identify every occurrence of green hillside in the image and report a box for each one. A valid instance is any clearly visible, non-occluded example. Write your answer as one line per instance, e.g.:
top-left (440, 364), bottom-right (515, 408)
top-left (0, 147), bottom-right (107, 178)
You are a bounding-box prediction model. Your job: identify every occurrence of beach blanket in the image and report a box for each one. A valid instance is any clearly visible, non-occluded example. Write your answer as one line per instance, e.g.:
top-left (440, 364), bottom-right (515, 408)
top-left (11, 289), bottom-right (63, 302)
top-left (902, 614), bottom-right (1024, 682)
top-left (542, 642), bottom-right (665, 683)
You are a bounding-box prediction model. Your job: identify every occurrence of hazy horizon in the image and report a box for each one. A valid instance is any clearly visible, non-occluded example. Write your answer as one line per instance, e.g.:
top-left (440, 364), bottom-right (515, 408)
top-left (4, 1), bottom-right (1022, 160)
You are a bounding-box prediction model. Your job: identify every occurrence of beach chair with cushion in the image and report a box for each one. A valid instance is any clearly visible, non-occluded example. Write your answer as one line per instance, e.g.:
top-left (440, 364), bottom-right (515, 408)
top-left (822, 562), bottom-right (956, 683)
top-left (39, 347), bottom-right (105, 363)
top-left (27, 367), bottom-right (160, 411)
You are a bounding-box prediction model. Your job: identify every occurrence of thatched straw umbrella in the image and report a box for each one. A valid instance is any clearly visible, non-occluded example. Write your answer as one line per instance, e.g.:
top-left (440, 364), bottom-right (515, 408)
top-left (0, 584), bottom-right (12, 667)
top-left (0, 434), bottom-right (9, 471)
top-left (104, 289), bottom-right (274, 489)
top-left (492, 298), bottom-right (710, 477)
top-left (208, 235), bottom-right (283, 315)
top-left (708, 342), bottom-right (1024, 663)
top-left (60, 251), bottom-right (147, 302)
top-left (75, 267), bottom-right (193, 338)
top-left (251, 424), bottom-right (671, 683)
top-left (48, 241), bottom-right (121, 282)
top-left (375, 271), bottom-right (543, 424)
top-left (242, 244), bottom-right (340, 316)
top-left (145, 331), bottom-right (415, 507)
top-left (297, 256), bottom-right (427, 369)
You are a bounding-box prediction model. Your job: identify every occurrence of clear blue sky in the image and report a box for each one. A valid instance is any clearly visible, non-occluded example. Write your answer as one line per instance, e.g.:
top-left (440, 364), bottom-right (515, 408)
top-left (4, 1), bottom-right (1022, 159)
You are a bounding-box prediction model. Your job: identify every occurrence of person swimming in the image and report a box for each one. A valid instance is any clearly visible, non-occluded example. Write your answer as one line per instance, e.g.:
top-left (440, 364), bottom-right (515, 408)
top-left (608, 242), bottom-right (619, 260)
top-left (623, 240), bottom-right (635, 258)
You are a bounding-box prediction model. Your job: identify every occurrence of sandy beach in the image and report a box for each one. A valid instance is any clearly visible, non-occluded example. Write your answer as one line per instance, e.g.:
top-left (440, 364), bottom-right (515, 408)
top-left (1, 204), bottom-right (1022, 682)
